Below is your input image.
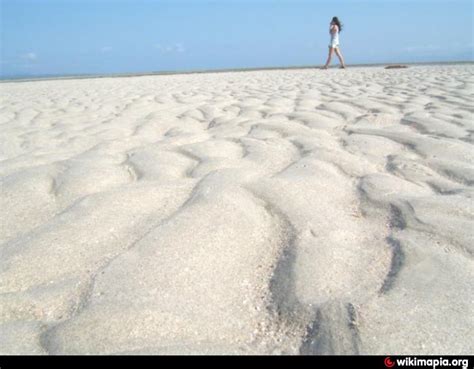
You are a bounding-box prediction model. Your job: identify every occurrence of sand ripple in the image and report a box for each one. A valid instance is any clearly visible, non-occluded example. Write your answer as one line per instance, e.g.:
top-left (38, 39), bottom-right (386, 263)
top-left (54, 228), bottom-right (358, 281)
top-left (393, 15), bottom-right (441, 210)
top-left (1, 65), bottom-right (473, 354)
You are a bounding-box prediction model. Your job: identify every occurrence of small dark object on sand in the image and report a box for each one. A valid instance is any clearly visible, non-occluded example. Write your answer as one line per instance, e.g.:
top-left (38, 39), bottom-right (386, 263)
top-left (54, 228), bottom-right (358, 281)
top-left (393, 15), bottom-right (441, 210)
top-left (385, 65), bottom-right (408, 69)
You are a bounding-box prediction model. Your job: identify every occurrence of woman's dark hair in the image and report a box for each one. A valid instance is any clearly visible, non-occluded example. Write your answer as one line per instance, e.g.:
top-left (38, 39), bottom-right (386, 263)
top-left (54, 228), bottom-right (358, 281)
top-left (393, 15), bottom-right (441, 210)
top-left (331, 16), bottom-right (343, 32)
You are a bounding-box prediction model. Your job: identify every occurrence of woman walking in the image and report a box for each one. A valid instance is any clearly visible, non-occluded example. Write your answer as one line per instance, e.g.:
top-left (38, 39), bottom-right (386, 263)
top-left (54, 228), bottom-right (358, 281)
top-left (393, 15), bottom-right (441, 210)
top-left (323, 16), bottom-right (346, 69)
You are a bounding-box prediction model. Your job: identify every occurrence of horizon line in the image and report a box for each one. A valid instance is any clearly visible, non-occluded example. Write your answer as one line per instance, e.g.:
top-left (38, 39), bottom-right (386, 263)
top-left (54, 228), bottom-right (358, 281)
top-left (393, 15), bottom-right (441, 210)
top-left (1, 60), bottom-right (473, 84)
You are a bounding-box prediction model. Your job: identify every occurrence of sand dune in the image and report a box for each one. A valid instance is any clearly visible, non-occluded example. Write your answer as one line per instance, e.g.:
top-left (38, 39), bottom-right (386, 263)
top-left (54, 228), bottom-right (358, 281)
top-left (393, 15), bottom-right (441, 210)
top-left (1, 65), bottom-right (473, 354)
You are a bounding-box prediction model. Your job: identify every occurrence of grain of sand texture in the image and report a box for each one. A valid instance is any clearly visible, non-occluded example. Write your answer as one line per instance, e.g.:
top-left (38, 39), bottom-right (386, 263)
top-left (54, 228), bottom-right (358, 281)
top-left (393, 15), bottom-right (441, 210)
top-left (0, 65), bottom-right (473, 355)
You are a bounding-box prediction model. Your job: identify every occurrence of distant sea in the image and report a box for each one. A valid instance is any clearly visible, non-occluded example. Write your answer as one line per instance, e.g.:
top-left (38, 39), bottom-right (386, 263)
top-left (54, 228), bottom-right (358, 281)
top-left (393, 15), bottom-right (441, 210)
top-left (1, 61), bottom-right (473, 83)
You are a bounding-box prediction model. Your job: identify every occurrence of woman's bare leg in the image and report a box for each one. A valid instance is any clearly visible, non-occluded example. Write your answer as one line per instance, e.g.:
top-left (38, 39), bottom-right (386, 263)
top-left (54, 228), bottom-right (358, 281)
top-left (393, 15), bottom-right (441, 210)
top-left (323, 47), bottom-right (334, 68)
top-left (334, 48), bottom-right (346, 68)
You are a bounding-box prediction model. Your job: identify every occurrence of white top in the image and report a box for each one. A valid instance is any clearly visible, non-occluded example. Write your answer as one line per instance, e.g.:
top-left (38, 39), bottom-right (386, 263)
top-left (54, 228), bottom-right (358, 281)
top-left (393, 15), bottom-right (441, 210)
top-left (330, 25), bottom-right (339, 47)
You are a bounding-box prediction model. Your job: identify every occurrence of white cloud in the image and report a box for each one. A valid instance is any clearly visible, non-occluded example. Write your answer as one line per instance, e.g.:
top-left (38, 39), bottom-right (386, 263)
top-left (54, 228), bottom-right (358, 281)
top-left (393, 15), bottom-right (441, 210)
top-left (155, 43), bottom-right (185, 54)
top-left (175, 43), bottom-right (185, 53)
top-left (21, 52), bottom-right (37, 61)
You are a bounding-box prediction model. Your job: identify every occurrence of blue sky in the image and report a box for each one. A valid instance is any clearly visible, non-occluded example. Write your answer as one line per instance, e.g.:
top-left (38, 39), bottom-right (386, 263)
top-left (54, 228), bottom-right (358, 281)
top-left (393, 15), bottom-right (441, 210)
top-left (1, 0), bottom-right (473, 78)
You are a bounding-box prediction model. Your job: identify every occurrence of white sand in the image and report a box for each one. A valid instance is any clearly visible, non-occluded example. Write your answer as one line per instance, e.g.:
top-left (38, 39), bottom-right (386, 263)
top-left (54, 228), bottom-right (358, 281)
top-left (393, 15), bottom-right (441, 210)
top-left (0, 64), bottom-right (473, 355)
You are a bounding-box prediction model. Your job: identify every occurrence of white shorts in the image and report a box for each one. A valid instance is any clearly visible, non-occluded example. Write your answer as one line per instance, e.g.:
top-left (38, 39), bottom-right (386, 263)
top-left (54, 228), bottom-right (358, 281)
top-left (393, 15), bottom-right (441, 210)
top-left (329, 42), bottom-right (339, 49)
